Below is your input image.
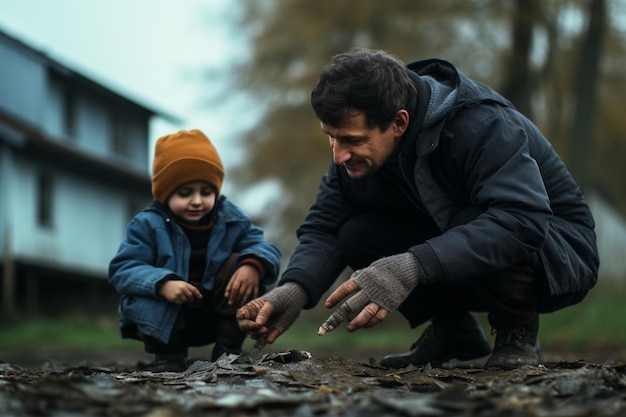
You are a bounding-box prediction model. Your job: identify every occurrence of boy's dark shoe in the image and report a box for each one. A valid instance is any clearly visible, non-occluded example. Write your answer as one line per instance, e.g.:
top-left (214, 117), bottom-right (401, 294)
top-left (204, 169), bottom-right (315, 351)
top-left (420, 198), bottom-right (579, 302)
top-left (212, 317), bottom-right (246, 361)
top-left (211, 343), bottom-right (243, 361)
top-left (484, 318), bottom-right (542, 370)
top-left (380, 313), bottom-right (491, 368)
top-left (140, 354), bottom-right (189, 372)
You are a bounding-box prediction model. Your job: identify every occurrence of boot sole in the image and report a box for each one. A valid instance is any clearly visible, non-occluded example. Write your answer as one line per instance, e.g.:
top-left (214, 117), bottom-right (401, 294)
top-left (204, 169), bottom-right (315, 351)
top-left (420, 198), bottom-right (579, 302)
top-left (438, 353), bottom-right (491, 369)
top-left (381, 344), bottom-right (492, 369)
top-left (429, 347), bottom-right (492, 369)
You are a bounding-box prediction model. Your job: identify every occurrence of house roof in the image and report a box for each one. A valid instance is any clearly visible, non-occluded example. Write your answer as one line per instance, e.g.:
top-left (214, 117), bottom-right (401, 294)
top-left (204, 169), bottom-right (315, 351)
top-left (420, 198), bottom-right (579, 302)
top-left (0, 110), bottom-right (151, 190)
top-left (0, 27), bottom-right (182, 124)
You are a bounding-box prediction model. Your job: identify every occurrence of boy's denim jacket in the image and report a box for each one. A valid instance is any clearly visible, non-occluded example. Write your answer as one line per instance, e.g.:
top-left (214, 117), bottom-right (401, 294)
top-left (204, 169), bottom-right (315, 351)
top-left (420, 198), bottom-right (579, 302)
top-left (109, 197), bottom-right (281, 343)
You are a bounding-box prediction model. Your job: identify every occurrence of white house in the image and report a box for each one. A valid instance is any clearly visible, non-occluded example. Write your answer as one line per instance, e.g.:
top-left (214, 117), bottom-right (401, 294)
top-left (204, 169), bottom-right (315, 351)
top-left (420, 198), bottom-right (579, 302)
top-left (0, 28), bottom-right (176, 317)
top-left (590, 194), bottom-right (626, 282)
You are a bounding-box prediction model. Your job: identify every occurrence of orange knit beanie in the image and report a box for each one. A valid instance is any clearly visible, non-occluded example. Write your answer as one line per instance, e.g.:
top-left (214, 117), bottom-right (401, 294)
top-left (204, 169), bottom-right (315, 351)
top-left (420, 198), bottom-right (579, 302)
top-left (151, 129), bottom-right (224, 203)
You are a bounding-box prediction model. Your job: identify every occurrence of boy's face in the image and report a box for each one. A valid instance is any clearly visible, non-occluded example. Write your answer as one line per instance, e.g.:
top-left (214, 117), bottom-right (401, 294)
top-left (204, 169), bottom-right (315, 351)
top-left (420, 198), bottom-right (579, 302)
top-left (168, 181), bottom-right (216, 224)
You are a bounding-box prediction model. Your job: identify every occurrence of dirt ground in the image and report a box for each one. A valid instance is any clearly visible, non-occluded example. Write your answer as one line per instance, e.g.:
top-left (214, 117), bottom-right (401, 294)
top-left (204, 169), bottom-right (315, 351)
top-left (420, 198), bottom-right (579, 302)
top-left (2, 343), bottom-right (626, 370)
top-left (2, 345), bottom-right (626, 417)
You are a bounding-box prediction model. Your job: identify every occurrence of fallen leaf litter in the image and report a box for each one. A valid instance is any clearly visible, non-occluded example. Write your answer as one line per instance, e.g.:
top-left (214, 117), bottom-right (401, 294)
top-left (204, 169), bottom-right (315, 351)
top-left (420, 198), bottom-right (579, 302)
top-left (1, 350), bottom-right (626, 416)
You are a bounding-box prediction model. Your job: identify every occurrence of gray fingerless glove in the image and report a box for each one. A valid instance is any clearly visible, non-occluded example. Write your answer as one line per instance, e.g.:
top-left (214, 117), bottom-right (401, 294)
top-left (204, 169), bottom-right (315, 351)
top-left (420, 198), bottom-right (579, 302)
top-left (352, 253), bottom-right (424, 310)
top-left (319, 290), bottom-right (371, 333)
top-left (261, 282), bottom-right (309, 334)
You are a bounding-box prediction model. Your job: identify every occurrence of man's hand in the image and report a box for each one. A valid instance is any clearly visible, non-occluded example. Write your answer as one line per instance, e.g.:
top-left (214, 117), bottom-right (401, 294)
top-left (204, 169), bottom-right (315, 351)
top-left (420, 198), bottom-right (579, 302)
top-left (319, 253), bottom-right (424, 334)
top-left (236, 283), bottom-right (308, 348)
top-left (319, 279), bottom-right (389, 335)
top-left (236, 298), bottom-right (280, 348)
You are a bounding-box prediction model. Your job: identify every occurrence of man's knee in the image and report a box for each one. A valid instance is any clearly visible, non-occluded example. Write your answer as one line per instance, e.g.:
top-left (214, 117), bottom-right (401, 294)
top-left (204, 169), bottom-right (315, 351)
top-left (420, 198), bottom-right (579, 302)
top-left (473, 266), bottom-right (540, 329)
top-left (337, 212), bottom-right (434, 270)
top-left (337, 215), bottom-right (375, 269)
top-left (482, 267), bottom-right (539, 308)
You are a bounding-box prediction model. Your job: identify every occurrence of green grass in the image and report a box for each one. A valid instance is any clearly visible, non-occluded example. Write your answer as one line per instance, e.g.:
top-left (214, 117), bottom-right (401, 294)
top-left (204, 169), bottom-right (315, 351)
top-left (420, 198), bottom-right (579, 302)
top-left (538, 282), bottom-right (626, 347)
top-left (0, 314), bottom-right (138, 351)
top-left (1, 279), bottom-right (624, 355)
top-left (270, 279), bottom-right (626, 351)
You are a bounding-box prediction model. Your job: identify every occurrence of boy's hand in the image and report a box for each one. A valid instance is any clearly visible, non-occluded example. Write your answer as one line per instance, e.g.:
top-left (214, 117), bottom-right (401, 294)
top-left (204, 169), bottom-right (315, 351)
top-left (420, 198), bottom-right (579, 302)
top-left (225, 264), bottom-right (261, 306)
top-left (159, 280), bottom-right (203, 305)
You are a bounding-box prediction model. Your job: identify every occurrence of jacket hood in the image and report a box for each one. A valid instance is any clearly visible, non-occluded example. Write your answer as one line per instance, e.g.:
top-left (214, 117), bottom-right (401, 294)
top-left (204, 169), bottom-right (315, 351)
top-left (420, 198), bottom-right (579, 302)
top-left (408, 59), bottom-right (514, 129)
top-left (399, 59), bottom-right (517, 159)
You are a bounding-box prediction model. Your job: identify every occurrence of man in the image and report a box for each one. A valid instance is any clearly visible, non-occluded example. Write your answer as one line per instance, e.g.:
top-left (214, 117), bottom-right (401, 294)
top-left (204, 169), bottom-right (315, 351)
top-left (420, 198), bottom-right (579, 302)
top-left (237, 48), bottom-right (599, 370)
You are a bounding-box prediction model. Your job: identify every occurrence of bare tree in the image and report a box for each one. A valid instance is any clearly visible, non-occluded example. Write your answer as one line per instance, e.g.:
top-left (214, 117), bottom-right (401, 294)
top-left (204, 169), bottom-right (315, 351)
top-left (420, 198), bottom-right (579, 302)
top-left (568, 0), bottom-right (607, 191)
top-left (211, 0), bottom-right (626, 257)
top-left (501, 0), bottom-right (538, 117)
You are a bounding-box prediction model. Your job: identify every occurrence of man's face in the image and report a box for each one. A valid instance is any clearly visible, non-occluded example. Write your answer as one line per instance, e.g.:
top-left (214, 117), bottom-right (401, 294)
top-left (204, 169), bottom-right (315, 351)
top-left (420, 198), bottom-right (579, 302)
top-left (321, 110), bottom-right (408, 179)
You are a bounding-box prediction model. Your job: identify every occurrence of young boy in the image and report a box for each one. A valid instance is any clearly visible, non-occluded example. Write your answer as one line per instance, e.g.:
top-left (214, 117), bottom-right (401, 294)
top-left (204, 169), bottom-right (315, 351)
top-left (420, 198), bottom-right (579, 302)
top-left (109, 129), bottom-right (281, 371)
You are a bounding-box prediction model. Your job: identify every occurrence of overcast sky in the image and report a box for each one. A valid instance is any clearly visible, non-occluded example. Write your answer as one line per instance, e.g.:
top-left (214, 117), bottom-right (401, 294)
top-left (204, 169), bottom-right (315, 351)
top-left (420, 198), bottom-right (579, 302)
top-left (0, 0), bottom-right (245, 169)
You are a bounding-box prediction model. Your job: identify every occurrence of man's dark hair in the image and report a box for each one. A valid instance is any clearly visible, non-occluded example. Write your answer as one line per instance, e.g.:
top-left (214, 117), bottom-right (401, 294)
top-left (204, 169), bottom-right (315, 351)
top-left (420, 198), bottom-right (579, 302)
top-left (311, 48), bottom-right (416, 131)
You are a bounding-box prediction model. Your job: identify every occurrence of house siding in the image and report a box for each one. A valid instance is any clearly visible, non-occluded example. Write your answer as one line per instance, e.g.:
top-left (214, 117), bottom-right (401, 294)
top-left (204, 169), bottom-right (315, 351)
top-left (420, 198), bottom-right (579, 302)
top-left (591, 196), bottom-right (626, 281)
top-left (0, 28), bottom-right (159, 316)
top-left (0, 36), bottom-right (46, 126)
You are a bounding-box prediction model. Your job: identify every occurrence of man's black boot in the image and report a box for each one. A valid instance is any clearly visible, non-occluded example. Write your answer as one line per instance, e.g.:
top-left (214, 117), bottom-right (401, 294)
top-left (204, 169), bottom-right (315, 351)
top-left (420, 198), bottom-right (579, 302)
top-left (484, 317), bottom-right (542, 370)
top-left (380, 313), bottom-right (491, 368)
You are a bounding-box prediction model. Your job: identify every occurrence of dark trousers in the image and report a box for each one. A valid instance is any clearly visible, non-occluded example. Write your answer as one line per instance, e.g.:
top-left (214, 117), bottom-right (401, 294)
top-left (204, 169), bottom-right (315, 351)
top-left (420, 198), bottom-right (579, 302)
top-left (336, 211), bottom-right (539, 331)
top-left (144, 254), bottom-right (248, 355)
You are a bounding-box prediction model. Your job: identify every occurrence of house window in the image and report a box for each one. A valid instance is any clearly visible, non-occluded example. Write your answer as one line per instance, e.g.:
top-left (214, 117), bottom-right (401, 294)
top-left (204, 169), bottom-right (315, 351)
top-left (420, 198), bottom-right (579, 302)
top-left (124, 198), bottom-right (148, 235)
top-left (63, 87), bottom-right (77, 138)
top-left (37, 172), bottom-right (54, 229)
top-left (111, 110), bottom-right (131, 157)
top-left (126, 199), bottom-right (145, 224)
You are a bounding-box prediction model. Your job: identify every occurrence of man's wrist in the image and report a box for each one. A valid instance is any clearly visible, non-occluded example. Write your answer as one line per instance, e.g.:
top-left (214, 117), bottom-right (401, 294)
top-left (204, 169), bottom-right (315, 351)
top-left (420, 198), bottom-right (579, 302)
top-left (264, 282), bottom-right (309, 310)
top-left (352, 253), bottom-right (422, 310)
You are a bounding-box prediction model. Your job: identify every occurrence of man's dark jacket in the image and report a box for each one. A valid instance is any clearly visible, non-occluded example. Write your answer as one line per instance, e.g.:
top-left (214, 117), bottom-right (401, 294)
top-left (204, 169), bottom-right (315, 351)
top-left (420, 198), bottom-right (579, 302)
top-left (281, 59), bottom-right (599, 313)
